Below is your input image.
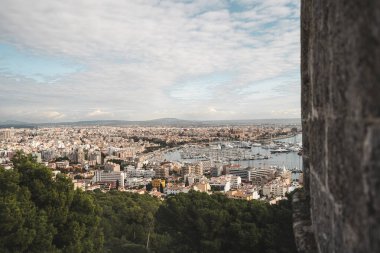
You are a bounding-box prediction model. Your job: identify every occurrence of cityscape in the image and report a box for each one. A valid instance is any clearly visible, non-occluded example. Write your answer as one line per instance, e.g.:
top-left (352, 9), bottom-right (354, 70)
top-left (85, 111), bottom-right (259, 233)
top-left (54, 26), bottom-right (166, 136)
top-left (0, 119), bottom-right (302, 204)
top-left (0, 0), bottom-right (305, 252)
top-left (0, 0), bottom-right (377, 252)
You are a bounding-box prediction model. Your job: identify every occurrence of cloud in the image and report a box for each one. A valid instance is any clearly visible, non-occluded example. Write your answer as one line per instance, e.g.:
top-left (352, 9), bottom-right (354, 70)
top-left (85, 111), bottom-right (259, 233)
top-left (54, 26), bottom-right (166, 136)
top-left (271, 108), bottom-right (300, 116)
top-left (0, 0), bottom-right (300, 122)
top-left (42, 111), bottom-right (66, 120)
top-left (209, 107), bottom-right (217, 113)
top-left (86, 109), bottom-right (113, 118)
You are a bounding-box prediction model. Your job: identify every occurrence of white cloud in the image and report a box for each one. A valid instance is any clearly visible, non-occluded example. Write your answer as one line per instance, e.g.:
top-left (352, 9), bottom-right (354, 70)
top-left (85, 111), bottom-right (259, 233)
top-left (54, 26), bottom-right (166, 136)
top-left (42, 111), bottom-right (66, 120)
top-left (0, 0), bottom-right (301, 121)
top-left (271, 108), bottom-right (300, 116)
top-left (86, 109), bottom-right (113, 118)
top-left (209, 107), bottom-right (217, 113)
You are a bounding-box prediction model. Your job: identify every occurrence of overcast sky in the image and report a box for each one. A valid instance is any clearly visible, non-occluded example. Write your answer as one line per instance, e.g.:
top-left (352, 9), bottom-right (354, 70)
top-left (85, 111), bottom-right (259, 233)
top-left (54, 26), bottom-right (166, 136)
top-left (0, 0), bottom-right (300, 122)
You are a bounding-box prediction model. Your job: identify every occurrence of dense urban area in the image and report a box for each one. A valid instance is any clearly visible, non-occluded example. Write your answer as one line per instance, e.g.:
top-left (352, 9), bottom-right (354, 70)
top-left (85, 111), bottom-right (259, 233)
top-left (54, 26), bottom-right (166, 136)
top-left (0, 123), bottom-right (302, 201)
top-left (0, 123), bottom-right (301, 252)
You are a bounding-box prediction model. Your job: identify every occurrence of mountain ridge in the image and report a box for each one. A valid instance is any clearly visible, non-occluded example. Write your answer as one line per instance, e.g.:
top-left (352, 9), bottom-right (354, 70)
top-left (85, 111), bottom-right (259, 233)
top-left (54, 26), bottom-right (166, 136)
top-left (0, 117), bottom-right (301, 128)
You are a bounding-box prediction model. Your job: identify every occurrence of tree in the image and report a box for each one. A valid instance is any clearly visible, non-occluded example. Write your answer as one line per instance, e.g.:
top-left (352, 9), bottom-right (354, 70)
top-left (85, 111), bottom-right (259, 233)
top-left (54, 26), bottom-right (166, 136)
top-left (74, 174), bottom-right (84, 179)
top-left (90, 191), bottom-right (160, 252)
top-left (1, 152), bottom-right (297, 253)
top-left (0, 152), bottom-right (104, 253)
top-left (146, 183), bottom-right (153, 192)
top-left (153, 191), bottom-right (297, 253)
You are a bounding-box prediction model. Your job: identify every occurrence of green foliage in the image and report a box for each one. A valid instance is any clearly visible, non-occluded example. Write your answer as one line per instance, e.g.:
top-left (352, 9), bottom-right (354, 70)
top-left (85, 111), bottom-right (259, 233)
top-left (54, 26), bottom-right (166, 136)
top-left (153, 192), bottom-right (297, 253)
top-left (89, 191), bottom-right (160, 253)
top-left (55, 156), bottom-right (70, 162)
top-left (0, 153), bottom-right (297, 253)
top-left (0, 152), bottom-right (102, 253)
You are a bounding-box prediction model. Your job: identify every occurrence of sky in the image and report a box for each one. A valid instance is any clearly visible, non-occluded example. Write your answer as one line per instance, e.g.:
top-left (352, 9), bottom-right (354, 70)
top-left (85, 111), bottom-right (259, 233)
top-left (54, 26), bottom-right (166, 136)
top-left (0, 0), bottom-right (300, 122)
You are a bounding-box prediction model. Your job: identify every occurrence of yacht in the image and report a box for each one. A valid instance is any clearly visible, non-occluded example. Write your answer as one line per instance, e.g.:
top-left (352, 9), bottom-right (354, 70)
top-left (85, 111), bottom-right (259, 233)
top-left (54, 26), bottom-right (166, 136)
top-left (270, 148), bottom-right (290, 154)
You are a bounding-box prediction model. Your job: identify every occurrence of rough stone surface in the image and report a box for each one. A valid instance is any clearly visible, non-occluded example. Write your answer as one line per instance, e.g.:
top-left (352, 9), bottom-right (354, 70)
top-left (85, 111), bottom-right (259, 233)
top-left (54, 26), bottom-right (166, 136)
top-left (301, 0), bottom-right (380, 252)
top-left (292, 189), bottom-right (318, 253)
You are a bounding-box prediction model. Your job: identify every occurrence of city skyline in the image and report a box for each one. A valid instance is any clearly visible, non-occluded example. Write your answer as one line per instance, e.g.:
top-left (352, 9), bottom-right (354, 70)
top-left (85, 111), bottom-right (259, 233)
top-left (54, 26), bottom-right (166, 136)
top-left (0, 0), bottom-right (300, 123)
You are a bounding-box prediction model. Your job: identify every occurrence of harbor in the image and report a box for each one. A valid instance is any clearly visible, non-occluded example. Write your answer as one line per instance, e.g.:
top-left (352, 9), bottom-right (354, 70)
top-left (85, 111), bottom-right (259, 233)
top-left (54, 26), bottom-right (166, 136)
top-left (164, 134), bottom-right (303, 171)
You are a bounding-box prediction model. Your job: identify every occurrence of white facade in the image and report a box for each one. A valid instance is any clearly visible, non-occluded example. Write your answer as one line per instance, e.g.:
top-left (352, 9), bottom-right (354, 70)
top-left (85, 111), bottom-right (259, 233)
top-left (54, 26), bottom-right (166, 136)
top-left (209, 181), bottom-right (231, 192)
top-left (126, 167), bottom-right (155, 178)
top-left (229, 168), bottom-right (251, 181)
top-left (230, 175), bottom-right (242, 189)
top-left (263, 182), bottom-right (288, 197)
top-left (94, 170), bottom-right (125, 188)
top-left (251, 190), bottom-right (260, 200)
top-left (165, 186), bottom-right (190, 195)
top-left (250, 168), bottom-right (276, 185)
top-left (56, 161), bottom-right (69, 169)
top-left (186, 174), bottom-right (207, 185)
top-left (125, 177), bottom-right (151, 187)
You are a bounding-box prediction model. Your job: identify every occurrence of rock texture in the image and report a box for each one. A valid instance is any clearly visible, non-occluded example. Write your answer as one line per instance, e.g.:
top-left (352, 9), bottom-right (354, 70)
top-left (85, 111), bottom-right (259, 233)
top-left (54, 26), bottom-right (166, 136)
top-left (292, 189), bottom-right (318, 253)
top-left (301, 0), bottom-right (380, 252)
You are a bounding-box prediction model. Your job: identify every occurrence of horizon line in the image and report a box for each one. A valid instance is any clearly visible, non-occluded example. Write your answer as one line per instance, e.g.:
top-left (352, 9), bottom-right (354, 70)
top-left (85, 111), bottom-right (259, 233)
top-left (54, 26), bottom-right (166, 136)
top-left (0, 117), bottom-right (301, 125)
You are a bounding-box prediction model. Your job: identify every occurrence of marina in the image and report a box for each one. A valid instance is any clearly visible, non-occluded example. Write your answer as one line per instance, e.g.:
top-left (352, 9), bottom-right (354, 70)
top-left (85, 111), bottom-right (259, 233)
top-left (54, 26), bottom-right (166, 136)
top-left (164, 134), bottom-right (303, 171)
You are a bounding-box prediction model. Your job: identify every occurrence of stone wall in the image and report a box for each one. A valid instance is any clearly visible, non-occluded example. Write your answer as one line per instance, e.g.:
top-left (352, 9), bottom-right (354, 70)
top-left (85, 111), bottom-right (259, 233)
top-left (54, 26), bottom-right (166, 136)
top-left (301, 0), bottom-right (380, 252)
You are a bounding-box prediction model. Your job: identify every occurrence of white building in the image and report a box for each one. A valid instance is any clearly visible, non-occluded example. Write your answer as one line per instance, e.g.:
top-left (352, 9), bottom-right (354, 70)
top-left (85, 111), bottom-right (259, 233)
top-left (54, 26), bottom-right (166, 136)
top-left (263, 180), bottom-right (288, 197)
top-left (251, 190), bottom-right (260, 200)
top-left (209, 181), bottom-right (231, 192)
top-left (165, 185), bottom-right (191, 195)
top-left (209, 175), bottom-right (233, 192)
top-left (125, 177), bottom-right (151, 188)
top-left (56, 161), bottom-right (69, 169)
top-left (186, 174), bottom-right (208, 185)
top-left (126, 167), bottom-right (155, 178)
top-left (250, 168), bottom-right (276, 185)
top-left (94, 170), bottom-right (125, 188)
top-left (228, 168), bottom-right (251, 181)
top-left (230, 175), bottom-right (242, 189)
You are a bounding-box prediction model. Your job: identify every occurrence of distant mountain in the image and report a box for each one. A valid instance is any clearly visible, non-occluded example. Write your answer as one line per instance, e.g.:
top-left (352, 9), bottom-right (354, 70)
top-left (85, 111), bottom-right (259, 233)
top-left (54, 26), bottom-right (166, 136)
top-left (0, 118), bottom-right (301, 128)
top-left (142, 118), bottom-right (201, 126)
top-left (202, 118), bottom-right (301, 126)
top-left (146, 118), bottom-right (191, 123)
top-left (0, 120), bottom-right (30, 125)
top-left (0, 120), bottom-right (37, 128)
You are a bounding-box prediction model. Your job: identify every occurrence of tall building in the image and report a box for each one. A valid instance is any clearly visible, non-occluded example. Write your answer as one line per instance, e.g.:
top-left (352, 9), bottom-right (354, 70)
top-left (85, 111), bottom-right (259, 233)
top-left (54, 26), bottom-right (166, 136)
top-left (89, 151), bottom-right (101, 165)
top-left (182, 164), bottom-right (193, 176)
top-left (250, 168), bottom-right (276, 186)
top-left (194, 163), bottom-right (204, 176)
top-left (0, 130), bottom-right (11, 141)
top-left (94, 170), bottom-right (125, 188)
top-left (104, 162), bottom-right (120, 172)
top-left (229, 168), bottom-right (251, 182)
top-left (155, 166), bottom-right (169, 178)
top-left (77, 148), bottom-right (85, 165)
top-left (230, 175), bottom-right (241, 189)
top-left (262, 180), bottom-right (287, 198)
